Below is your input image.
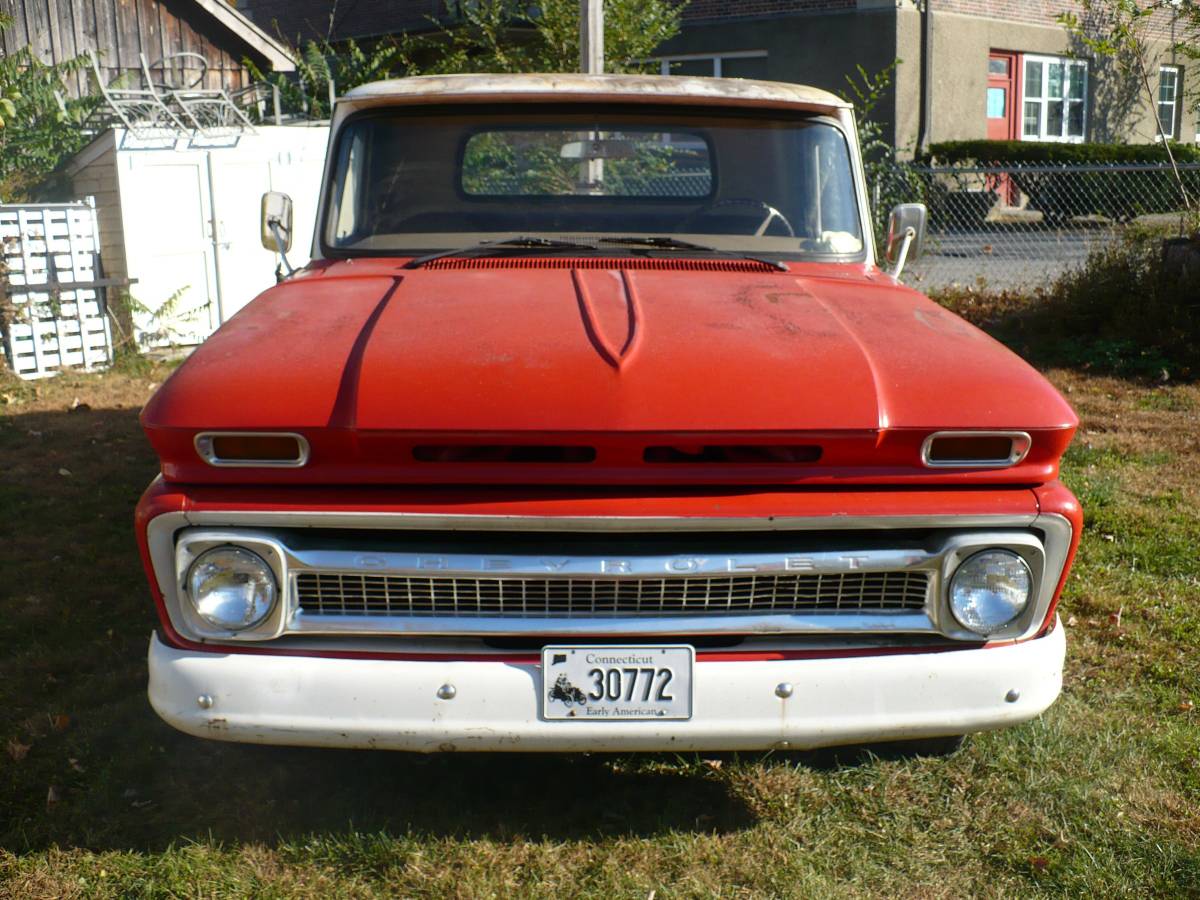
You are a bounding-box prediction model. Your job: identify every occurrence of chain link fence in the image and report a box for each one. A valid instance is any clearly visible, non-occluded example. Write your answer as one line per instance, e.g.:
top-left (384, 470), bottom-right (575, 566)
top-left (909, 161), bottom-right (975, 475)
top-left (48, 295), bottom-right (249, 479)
top-left (871, 161), bottom-right (1200, 291)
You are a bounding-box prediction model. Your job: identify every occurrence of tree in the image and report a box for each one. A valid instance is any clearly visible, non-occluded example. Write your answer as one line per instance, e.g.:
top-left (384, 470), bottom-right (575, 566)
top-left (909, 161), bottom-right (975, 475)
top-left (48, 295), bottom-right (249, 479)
top-left (0, 12), bottom-right (15, 128)
top-left (397, 0), bottom-right (685, 76)
top-left (0, 12), bottom-right (100, 200)
top-left (1058, 1), bottom-right (1199, 210)
top-left (840, 61), bottom-right (925, 251)
top-left (250, 0), bottom-right (687, 119)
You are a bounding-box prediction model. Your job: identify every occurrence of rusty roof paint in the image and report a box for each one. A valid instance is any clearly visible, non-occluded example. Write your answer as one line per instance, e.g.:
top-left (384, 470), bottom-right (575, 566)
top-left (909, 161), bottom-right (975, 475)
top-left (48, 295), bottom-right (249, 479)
top-left (341, 73), bottom-right (851, 113)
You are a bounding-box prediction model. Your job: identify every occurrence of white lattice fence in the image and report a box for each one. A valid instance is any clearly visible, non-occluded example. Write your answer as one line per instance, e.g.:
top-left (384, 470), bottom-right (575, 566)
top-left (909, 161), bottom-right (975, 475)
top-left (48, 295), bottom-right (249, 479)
top-left (0, 201), bottom-right (115, 379)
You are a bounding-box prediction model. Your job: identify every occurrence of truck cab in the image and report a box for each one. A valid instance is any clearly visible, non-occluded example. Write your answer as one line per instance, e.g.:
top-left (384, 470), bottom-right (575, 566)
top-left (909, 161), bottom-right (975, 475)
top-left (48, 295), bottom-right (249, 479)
top-left (136, 74), bottom-right (1079, 752)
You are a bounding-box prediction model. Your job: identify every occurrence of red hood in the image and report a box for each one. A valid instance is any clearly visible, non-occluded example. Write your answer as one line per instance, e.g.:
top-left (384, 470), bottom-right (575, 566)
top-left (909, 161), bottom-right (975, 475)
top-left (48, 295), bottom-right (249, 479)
top-left (142, 258), bottom-right (1076, 485)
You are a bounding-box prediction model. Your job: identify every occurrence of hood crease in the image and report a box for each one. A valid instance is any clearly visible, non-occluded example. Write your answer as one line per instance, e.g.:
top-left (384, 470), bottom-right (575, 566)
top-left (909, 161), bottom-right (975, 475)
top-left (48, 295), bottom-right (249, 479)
top-left (326, 276), bottom-right (404, 429)
top-left (570, 267), bottom-right (641, 369)
top-left (802, 280), bottom-right (888, 434)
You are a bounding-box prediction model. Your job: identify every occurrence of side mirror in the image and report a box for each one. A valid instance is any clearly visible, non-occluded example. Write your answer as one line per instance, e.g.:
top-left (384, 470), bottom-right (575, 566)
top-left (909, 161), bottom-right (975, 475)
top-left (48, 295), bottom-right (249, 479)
top-left (884, 203), bottom-right (927, 276)
top-left (260, 191), bottom-right (293, 254)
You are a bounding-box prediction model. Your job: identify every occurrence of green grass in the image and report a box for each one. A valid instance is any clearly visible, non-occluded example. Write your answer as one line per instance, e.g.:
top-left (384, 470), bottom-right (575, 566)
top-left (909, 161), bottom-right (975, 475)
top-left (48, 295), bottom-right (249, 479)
top-left (1, 366), bottom-right (1198, 898)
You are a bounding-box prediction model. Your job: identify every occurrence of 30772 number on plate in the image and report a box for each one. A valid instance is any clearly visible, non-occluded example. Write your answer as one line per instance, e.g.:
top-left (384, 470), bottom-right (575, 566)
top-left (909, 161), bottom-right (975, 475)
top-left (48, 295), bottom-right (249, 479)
top-left (541, 645), bottom-right (693, 720)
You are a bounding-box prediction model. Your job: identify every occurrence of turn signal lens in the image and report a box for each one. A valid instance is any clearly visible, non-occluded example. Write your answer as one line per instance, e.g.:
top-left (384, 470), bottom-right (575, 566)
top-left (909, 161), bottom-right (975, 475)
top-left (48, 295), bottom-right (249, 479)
top-left (949, 549), bottom-right (1032, 636)
top-left (922, 432), bottom-right (1031, 468)
top-left (928, 435), bottom-right (1014, 462)
top-left (195, 433), bottom-right (308, 466)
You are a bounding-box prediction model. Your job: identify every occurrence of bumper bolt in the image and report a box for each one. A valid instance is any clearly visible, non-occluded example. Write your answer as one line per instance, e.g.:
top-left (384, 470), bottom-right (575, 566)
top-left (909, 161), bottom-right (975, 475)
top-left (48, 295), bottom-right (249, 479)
top-left (197, 694), bottom-right (214, 709)
top-left (1005, 689), bottom-right (1021, 703)
top-left (775, 682), bottom-right (794, 699)
top-left (436, 684), bottom-right (457, 700)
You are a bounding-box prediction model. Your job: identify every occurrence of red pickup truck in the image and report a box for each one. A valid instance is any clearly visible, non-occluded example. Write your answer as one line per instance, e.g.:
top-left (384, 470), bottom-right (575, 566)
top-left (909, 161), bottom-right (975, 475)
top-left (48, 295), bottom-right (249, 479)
top-left (136, 74), bottom-right (1079, 753)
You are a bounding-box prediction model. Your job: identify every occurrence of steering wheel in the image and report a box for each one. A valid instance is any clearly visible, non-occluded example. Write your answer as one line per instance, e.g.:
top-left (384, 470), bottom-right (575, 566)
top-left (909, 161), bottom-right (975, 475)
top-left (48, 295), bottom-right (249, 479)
top-left (679, 198), bottom-right (796, 237)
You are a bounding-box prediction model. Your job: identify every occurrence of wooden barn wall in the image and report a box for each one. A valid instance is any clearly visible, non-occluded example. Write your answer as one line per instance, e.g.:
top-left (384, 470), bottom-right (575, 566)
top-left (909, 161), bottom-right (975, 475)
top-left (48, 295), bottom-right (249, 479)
top-left (0, 0), bottom-right (260, 96)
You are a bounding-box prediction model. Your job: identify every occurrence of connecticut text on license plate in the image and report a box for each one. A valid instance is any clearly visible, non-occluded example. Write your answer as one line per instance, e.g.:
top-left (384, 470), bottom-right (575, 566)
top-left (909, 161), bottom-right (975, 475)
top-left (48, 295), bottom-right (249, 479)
top-left (541, 645), bottom-right (694, 720)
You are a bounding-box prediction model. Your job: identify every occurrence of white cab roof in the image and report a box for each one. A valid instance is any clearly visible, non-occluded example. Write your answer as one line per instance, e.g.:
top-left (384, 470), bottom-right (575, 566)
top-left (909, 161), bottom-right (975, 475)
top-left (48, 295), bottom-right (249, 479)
top-left (342, 73), bottom-right (851, 113)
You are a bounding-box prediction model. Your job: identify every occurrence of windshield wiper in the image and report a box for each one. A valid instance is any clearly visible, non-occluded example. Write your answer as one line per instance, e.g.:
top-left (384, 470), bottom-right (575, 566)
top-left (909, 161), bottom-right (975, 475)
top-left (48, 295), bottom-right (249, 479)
top-left (597, 236), bottom-right (789, 272)
top-left (406, 235), bottom-right (790, 271)
top-left (405, 236), bottom-right (588, 269)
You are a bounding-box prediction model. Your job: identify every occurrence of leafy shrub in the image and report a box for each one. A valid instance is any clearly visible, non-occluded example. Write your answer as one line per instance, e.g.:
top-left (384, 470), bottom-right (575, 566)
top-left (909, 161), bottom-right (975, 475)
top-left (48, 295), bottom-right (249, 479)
top-left (840, 61), bottom-right (934, 252)
top-left (249, 0), bottom-right (686, 120)
top-left (1049, 223), bottom-right (1200, 373)
top-left (0, 48), bottom-right (100, 201)
top-left (246, 37), bottom-right (405, 120)
top-left (933, 221), bottom-right (1200, 377)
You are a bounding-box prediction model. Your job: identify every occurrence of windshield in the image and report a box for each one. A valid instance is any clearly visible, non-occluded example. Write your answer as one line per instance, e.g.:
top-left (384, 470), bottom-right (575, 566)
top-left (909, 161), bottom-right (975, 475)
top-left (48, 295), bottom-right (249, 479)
top-left (323, 106), bottom-right (865, 260)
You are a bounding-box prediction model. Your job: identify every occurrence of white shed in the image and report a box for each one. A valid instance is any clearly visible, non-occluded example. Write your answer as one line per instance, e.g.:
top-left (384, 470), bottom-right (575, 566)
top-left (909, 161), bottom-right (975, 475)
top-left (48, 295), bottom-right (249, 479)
top-left (62, 125), bottom-right (330, 346)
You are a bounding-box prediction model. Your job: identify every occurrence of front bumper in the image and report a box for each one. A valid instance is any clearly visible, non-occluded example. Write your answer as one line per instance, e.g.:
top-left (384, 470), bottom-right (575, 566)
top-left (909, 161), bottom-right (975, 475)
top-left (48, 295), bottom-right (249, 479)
top-left (148, 622), bottom-right (1065, 752)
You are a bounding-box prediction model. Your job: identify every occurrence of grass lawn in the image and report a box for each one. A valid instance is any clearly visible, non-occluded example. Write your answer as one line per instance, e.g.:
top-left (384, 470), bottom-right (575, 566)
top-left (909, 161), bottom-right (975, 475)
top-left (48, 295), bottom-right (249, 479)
top-left (1, 360), bottom-right (1197, 898)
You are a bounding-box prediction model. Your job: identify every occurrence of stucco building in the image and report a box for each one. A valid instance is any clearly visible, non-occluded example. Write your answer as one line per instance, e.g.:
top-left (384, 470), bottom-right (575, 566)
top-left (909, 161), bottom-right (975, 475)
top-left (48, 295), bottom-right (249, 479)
top-left (239, 0), bottom-right (1198, 149)
top-left (659, 0), bottom-right (1196, 150)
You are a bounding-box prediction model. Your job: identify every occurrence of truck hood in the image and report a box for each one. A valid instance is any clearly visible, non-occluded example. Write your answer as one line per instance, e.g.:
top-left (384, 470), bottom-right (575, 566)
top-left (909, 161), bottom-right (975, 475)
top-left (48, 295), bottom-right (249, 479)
top-left (142, 257), bottom-right (1077, 485)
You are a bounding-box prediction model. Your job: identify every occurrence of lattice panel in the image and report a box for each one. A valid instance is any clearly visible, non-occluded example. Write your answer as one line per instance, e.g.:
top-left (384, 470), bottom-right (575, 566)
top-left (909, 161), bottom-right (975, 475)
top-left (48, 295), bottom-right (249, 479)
top-left (1, 203), bottom-right (114, 380)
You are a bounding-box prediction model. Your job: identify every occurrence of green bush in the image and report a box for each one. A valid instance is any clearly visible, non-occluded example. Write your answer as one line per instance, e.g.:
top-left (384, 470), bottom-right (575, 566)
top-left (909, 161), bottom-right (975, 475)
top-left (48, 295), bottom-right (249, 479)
top-left (0, 19), bottom-right (99, 201)
top-left (920, 140), bottom-right (1200, 224)
top-left (934, 221), bottom-right (1200, 377)
top-left (1049, 223), bottom-right (1200, 374)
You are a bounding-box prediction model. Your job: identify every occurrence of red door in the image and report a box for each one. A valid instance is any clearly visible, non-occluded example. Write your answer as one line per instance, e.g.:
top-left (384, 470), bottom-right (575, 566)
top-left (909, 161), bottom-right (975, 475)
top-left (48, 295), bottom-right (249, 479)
top-left (986, 51), bottom-right (1020, 205)
top-left (987, 52), bottom-right (1019, 140)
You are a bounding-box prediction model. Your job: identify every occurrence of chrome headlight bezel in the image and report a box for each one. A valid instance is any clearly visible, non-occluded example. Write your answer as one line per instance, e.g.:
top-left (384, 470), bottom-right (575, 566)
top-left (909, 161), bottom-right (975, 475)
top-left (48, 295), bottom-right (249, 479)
top-left (937, 539), bottom-right (1044, 640)
top-left (186, 545), bottom-right (278, 631)
top-left (173, 532), bottom-right (289, 640)
top-left (948, 548), bottom-right (1033, 636)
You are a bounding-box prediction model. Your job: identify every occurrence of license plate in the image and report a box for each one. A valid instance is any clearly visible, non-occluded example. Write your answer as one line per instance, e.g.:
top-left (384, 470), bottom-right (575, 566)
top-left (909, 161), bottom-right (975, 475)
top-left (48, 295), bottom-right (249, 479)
top-left (541, 645), bottom-right (693, 721)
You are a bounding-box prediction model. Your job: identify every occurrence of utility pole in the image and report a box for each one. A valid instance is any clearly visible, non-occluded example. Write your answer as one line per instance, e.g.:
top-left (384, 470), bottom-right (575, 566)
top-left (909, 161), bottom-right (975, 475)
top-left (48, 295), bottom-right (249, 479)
top-left (579, 0), bottom-right (605, 192)
top-left (580, 0), bottom-right (603, 74)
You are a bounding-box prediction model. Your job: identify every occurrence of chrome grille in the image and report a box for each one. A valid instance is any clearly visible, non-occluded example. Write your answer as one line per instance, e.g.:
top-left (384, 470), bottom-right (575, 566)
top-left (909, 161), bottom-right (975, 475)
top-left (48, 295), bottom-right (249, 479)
top-left (295, 571), bottom-right (930, 618)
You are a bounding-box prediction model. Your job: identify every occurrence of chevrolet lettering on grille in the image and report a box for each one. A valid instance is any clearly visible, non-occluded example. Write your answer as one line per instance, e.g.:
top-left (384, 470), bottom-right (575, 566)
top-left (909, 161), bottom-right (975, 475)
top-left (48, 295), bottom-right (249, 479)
top-left (347, 553), bottom-right (903, 576)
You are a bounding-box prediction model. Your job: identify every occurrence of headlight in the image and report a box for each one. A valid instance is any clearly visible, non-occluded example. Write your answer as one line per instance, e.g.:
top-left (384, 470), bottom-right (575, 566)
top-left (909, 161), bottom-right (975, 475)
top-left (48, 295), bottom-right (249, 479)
top-left (949, 549), bottom-right (1032, 636)
top-left (186, 546), bottom-right (277, 631)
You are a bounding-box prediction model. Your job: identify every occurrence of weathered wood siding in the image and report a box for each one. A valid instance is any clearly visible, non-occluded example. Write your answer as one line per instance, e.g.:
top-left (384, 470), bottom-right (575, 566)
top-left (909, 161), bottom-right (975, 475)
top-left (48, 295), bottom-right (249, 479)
top-left (0, 0), bottom-right (265, 96)
top-left (66, 137), bottom-right (127, 286)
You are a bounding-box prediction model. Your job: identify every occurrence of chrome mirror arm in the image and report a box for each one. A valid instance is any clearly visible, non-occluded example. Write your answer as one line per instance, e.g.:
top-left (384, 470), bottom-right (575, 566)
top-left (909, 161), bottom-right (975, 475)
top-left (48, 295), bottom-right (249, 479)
top-left (268, 219), bottom-right (295, 276)
top-left (888, 226), bottom-right (916, 279)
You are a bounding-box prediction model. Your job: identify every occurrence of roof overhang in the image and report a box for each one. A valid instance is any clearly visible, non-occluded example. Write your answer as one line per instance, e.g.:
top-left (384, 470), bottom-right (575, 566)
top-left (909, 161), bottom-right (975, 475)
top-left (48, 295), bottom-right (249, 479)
top-left (190, 0), bottom-right (295, 72)
top-left (342, 73), bottom-right (852, 115)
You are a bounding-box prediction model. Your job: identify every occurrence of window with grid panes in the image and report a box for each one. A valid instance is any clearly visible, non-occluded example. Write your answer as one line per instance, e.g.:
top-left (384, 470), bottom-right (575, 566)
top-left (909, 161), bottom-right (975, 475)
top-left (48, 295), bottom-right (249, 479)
top-left (1022, 55), bottom-right (1088, 142)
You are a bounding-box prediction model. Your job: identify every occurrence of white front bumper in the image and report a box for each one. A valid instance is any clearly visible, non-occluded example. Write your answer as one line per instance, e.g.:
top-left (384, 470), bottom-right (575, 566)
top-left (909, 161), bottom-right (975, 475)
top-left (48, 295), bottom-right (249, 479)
top-left (148, 624), bottom-right (1065, 752)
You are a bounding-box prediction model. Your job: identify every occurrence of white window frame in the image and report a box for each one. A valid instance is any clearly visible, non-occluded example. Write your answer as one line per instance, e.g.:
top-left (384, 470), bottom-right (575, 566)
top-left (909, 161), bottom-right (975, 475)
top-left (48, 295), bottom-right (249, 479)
top-left (1021, 54), bottom-right (1089, 143)
top-left (1158, 65), bottom-right (1181, 140)
top-left (653, 50), bottom-right (768, 78)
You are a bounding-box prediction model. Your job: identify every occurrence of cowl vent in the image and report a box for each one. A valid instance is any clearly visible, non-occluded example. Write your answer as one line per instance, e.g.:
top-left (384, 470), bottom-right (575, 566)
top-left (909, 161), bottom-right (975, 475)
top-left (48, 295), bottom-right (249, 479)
top-left (421, 256), bottom-right (782, 272)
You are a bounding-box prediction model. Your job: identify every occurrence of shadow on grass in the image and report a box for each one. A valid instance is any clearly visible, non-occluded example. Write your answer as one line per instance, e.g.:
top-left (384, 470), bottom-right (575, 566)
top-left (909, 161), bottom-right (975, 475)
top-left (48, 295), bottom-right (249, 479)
top-left (37, 721), bottom-right (950, 852)
top-left (2, 406), bottom-right (756, 850)
top-left (0, 404), bottom-right (954, 854)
